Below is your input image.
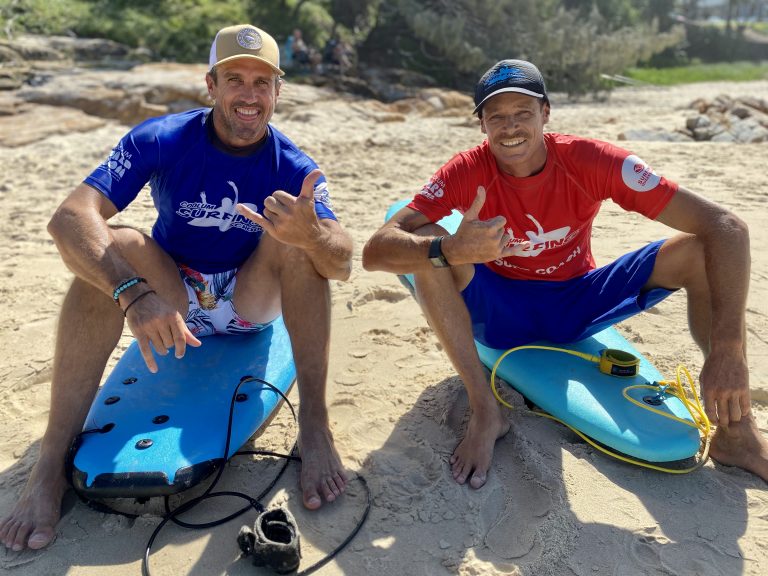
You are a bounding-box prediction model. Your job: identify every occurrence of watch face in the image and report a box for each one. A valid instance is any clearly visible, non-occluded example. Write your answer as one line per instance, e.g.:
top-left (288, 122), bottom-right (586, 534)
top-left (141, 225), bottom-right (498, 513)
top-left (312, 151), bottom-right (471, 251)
top-left (428, 236), bottom-right (449, 267)
top-left (429, 254), bottom-right (448, 268)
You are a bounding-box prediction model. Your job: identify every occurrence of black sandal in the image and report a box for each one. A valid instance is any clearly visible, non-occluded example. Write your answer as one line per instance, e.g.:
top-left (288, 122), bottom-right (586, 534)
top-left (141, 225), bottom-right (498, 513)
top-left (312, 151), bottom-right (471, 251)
top-left (238, 507), bottom-right (302, 574)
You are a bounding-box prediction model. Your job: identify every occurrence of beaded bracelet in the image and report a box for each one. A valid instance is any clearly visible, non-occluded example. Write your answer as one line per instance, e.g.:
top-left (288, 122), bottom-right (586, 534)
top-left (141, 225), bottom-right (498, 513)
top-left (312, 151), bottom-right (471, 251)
top-left (113, 277), bottom-right (147, 304)
top-left (123, 290), bottom-right (156, 317)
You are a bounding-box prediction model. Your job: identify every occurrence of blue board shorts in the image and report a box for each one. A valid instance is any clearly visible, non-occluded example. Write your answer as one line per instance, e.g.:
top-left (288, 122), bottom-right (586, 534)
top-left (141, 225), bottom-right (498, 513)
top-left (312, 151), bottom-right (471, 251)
top-left (461, 240), bottom-right (675, 350)
top-left (179, 264), bottom-right (273, 338)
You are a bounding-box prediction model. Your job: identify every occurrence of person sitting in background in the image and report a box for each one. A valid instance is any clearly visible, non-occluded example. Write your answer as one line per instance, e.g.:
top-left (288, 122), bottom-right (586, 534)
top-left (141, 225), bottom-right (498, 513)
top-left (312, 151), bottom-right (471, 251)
top-left (291, 28), bottom-right (310, 67)
top-left (281, 31), bottom-right (295, 69)
top-left (323, 36), bottom-right (353, 75)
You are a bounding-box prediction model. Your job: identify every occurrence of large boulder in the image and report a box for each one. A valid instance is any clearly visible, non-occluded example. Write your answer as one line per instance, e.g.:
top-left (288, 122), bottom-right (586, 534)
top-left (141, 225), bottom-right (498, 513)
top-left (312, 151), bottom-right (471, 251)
top-left (0, 34), bottom-right (132, 65)
top-left (0, 34), bottom-right (140, 93)
top-left (0, 104), bottom-right (106, 147)
top-left (16, 63), bottom-right (210, 125)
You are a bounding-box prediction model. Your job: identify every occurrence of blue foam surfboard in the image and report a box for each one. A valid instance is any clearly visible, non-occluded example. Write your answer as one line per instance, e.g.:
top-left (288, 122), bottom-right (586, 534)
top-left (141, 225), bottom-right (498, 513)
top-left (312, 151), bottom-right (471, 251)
top-left (386, 200), bottom-right (700, 462)
top-left (71, 316), bottom-right (296, 498)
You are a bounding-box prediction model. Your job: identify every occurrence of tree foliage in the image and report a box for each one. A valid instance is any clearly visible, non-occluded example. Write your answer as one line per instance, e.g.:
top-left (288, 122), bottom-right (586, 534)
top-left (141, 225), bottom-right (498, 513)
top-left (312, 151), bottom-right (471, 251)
top-left (380, 0), bottom-right (684, 96)
top-left (1, 0), bottom-right (690, 97)
top-left (1, 0), bottom-right (89, 36)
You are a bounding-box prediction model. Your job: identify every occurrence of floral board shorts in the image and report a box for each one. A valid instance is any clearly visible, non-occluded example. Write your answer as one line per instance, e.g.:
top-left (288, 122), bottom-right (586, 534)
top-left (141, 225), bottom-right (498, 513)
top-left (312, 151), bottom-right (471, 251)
top-left (178, 264), bottom-right (273, 338)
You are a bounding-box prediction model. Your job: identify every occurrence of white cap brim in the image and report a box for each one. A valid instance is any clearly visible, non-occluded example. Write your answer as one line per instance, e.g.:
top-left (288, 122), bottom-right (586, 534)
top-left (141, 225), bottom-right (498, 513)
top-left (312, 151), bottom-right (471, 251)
top-left (473, 86), bottom-right (545, 113)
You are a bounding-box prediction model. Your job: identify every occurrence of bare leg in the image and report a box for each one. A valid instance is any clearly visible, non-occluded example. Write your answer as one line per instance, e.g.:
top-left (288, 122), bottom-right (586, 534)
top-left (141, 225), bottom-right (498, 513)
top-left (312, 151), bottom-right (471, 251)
top-left (410, 227), bottom-right (509, 489)
top-left (283, 254), bottom-right (347, 509)
top-left (0, 229), bottom-right (188, 551)
top-left (234, 235), bottom-right (347, 509)
top-left (647, 234), bottom-right (768, 480)
top-left (0, 279), bottom-right (123, 551)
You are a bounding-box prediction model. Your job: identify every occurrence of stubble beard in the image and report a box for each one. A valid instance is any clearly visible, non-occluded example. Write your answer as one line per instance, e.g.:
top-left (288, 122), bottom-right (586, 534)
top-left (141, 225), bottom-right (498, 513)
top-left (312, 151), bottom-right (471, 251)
top-left (216, 105), bottom-right (270, 146)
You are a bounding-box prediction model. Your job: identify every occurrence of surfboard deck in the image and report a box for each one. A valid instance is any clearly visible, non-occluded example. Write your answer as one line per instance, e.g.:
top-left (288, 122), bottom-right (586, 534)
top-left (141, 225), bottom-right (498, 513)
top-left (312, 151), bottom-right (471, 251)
top-left (70, 316), bottom-right (296, 499)
top-left (386, 200), bottom-right (700, 462)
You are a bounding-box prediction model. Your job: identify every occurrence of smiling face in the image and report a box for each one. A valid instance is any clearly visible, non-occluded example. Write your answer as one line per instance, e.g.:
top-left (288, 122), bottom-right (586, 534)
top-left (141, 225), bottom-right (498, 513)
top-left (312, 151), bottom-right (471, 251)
top-left (206, 58), bottom-right (281, 148)
top-left (480, 92), bottom-right (550, 177)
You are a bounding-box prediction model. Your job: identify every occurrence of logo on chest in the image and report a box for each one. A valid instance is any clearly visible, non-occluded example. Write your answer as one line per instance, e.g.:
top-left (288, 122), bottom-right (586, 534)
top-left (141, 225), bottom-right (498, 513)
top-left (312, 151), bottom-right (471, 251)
top-left (175, 181), bottom-right (261, 233)
top-left (506, 214), bottom-right (572, 257)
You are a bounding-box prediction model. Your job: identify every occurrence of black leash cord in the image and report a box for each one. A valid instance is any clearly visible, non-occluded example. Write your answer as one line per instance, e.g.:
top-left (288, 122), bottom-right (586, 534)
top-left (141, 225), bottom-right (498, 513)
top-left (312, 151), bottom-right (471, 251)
top-left (142, 375), bottom-right (291, 575)
top-left (142, 376), bottom-right (371, 575)
top-left (296, 474), bottom-right (371, 576)
top-left (66, 375), bottom-right (369, 576)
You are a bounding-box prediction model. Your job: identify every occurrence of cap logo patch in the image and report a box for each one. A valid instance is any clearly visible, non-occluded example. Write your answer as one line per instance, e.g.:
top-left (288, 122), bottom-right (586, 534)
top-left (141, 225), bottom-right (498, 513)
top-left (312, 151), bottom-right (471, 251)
top-left (237, 27), bottom-right (262, 50)
top-left (486, 67), bottom-right (526, 89)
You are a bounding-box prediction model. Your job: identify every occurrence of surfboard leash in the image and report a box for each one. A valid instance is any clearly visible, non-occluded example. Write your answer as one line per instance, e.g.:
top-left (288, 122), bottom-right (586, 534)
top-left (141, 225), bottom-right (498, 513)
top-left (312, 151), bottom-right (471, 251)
top-left (141, 375), bottom-right (371, 576)
top-left (65, 374), bottom-right (370, 576)
top-left (489, 345), bottom-right (713, 475)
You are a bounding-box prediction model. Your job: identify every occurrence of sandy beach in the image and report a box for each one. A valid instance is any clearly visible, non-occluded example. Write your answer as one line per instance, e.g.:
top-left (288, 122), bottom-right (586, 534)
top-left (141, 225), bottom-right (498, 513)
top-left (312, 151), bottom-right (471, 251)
top-left (1, 72), bottom-right (767, 575)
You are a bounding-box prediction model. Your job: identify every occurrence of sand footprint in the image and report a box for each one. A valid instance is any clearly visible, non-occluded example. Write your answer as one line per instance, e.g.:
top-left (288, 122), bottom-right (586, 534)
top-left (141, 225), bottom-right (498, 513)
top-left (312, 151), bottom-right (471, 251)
top-left (624, 528), bottom-right (667, 572)
top-left (352, 286), bottom-right (410, 307)
top-left (366, 441), bottom-right (442, 506)
top-left (483, 477), bottom-right (552, 560)
top-left (394, 353), bottom-right (440, 370)
top-left (658, 539), bottom-right (737, 576)
top-left (616, 528), bottom-right (740, 576)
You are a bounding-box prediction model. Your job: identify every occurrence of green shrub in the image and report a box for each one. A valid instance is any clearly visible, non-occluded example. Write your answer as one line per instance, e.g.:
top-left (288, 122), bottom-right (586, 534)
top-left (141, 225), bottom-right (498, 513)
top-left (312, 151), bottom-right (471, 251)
top-left (625, 61), bottom-right (768, 85)
top-left (1, 0), bottom-right (90, 36)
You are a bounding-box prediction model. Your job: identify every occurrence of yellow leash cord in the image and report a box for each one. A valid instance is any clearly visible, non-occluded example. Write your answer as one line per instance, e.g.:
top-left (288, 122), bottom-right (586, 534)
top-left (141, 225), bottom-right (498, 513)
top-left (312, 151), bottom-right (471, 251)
top-left (490, 346), bottom-right (712, 474)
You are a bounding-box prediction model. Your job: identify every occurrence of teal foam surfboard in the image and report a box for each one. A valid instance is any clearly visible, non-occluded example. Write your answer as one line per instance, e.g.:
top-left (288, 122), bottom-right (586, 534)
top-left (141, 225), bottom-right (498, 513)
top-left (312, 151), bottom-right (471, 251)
top-left (386, 200), bottom-right (701, 462)
top-left (70, 316), bottom-right (296, 498)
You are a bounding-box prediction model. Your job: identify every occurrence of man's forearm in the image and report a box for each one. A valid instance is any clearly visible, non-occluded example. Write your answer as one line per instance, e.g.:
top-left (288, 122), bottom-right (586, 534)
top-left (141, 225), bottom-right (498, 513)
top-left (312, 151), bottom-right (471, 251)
top-left (362, 227), bottom-right (439, 274)
top-left (703, 211), bottom-right (750, 352)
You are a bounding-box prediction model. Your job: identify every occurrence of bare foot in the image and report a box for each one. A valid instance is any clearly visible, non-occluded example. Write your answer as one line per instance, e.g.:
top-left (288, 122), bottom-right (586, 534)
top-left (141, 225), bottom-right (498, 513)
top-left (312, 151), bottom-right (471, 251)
top-left (450, 405), bottom-right (510, 489)
top-left (0, 459), bottom-right (68, 551)
top-left (297, 428), bottom-right (348, 510)
top-left (709, 415), bottom-right (768, 481)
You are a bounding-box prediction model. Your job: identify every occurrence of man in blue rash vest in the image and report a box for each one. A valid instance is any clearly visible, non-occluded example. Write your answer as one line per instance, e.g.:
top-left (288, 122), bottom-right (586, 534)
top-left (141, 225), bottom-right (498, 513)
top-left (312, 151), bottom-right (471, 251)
top-left (0, 24), bottom-right (353, 552)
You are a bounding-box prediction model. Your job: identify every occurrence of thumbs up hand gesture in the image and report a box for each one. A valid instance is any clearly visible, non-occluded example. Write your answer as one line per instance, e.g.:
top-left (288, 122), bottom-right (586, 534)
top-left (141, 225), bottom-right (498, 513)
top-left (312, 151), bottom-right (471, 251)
top-left (442, 186), bottom-right (513, 265)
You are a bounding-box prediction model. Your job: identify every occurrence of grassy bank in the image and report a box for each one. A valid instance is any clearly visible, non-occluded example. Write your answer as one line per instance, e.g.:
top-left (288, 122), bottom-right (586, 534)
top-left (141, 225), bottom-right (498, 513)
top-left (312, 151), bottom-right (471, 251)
top-left (625, 61), bottom-right (768, 85)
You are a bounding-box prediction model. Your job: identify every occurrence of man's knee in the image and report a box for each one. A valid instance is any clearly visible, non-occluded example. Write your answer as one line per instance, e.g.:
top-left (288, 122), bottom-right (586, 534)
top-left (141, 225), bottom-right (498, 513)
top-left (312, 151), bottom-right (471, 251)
top-left (235, 236), bottom-right (327, 311)
top-left (649, 234), bottom-right (706, 290)
top-left (110, 226), bottom-right (154, 260)
top-left (248, 234), bottom-right (319, 279)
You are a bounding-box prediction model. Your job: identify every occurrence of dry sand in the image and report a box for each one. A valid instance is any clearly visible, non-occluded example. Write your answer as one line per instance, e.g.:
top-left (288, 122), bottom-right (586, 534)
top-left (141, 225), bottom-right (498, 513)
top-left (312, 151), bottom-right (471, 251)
top-left (1, 76), bottom-right (767, 575)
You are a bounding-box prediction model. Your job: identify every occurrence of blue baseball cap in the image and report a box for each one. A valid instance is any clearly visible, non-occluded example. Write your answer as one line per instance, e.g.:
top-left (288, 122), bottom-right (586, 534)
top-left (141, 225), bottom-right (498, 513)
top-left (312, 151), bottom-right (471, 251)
top-left (473, 59), bottom-right (548, 115)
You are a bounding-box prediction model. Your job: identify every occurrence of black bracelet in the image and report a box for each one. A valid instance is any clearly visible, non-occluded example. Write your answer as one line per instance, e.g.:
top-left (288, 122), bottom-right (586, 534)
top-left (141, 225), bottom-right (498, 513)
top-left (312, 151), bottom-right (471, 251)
top-left (113, 276), bottom-right (147, 304)
top-left (123, 290), bottom-right (156, 317)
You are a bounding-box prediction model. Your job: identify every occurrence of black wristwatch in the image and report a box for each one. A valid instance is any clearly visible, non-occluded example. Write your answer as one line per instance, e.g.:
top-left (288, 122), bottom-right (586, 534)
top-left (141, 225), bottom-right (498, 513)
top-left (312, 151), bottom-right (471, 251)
top-left (428, 236), bottom-right (450, 268)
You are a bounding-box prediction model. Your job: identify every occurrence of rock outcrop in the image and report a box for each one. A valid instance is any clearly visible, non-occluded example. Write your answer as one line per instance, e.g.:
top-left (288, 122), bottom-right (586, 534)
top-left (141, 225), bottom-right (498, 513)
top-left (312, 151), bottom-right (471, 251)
top-left (684, 95), bottom-right (768, 143)
top-left (619, 94), bottom-right (768, 143)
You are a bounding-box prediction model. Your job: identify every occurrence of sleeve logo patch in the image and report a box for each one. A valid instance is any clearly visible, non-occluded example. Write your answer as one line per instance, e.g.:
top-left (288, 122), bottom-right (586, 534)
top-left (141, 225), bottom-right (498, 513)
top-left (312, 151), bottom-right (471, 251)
top-left (103, 145), bottom-right (132, 181)
top-left (313, 181), bottom-right (333, 209)
top-left (419, 178), bottom-right (445, 200)
top-left (621, 154), bottom-right (661, 192)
